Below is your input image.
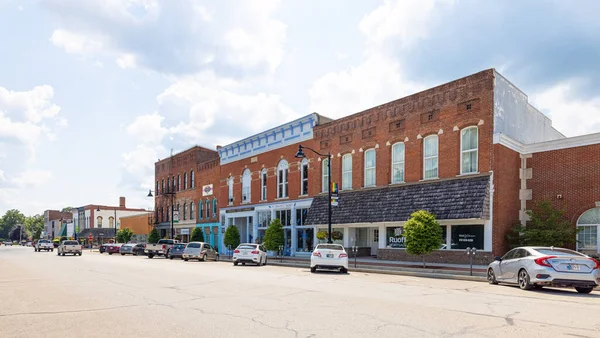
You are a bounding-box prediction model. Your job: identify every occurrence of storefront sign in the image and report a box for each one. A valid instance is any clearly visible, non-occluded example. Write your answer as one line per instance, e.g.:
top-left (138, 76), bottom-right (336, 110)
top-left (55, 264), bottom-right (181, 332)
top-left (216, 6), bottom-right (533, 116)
top-left (202, 184), bottom-right (214, 196)
top-left (226, 207), bottom-right (255, 213)
top-left (387, 227), bottom-right (406, 248)
top-left (181, 229), bottom-right (190, 235)
top-left (173, 210), bottom-right (179, 223)
top-left (451, 225), bottom-right (484, 250)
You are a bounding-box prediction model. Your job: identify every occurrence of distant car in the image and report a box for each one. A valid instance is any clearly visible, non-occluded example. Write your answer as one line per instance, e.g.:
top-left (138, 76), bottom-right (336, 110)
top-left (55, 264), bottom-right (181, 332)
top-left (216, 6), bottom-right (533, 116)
top-left (99, 244), bottom-right (108, 254)
top-left (105, 244), bottom-right (122, 255)
top-left (35, 239), bottom-right (54, 252)
top-left (131, 243), bottom-right (146, 256)
top-left (26, 241), bottom-right (33, 247)
top-left (57, 240), bottom-right (82, 256)
top-left (310, 244), bottom-right (349, 273)
top-left (3, 241), bottom-right (12, 246)
top-left (232, 243), bottom-right (267, 266)
top-left (168, 243), bottom-right (187, 260)
top-left (119, 243), bottom-right (138, 255)
top-left (182, 242), bottom-right (219, 262)
top-left (487, 246), bottom-right (600, 294)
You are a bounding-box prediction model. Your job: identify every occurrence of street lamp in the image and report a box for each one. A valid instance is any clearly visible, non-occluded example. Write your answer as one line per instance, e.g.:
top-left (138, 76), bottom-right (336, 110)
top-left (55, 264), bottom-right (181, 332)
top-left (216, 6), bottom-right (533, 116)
top-left (295, 144), bottom-right (333, 244)
top-left (96, 206), bottom-right (118, 242)
top-left (147, 180), bottom-right (176, 240)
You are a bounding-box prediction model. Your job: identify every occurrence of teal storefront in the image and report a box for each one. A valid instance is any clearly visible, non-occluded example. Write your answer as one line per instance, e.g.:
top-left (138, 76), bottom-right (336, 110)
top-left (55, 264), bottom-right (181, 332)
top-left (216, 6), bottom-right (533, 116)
top-left (196, 222), bottom-right (221, 249)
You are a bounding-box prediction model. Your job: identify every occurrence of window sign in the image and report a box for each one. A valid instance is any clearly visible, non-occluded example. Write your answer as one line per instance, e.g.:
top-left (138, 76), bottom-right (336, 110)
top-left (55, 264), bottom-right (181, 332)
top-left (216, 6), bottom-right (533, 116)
top-left (451, 225), bottom-right (484, 250)
top-left (386, 227), bottom-right (406, 248)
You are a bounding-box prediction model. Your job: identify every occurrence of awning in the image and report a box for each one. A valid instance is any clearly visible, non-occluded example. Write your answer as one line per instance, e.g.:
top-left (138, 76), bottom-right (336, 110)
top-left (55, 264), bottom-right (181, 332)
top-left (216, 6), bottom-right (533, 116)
top-left (57, 224), bottom-right (68, 237)
top-left (78, 228), bottom-right (116, 239)
top-left (305, 174), bottom-right (491, 225)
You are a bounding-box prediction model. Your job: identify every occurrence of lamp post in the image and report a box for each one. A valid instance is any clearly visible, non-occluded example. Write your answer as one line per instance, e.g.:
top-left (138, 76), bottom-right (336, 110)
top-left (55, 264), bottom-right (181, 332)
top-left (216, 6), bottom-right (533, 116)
top-left (295, 144), bottom-right (333, 244)
top-left (147, 180), bottom-right (176, 240)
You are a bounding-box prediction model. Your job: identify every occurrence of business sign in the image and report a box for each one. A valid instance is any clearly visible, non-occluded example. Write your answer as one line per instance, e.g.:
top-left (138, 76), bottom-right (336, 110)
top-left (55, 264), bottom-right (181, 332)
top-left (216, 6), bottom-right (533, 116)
top-left (181, 228), bottom-right (190, 235)
top-left (331, 195), bottom-right (339, 207)
top-left (387, 227), bottom-right (406, 248)
top-left (202, 184), bottom-right (214, 196)
top-left (173, 210), bottom-right (180, 223)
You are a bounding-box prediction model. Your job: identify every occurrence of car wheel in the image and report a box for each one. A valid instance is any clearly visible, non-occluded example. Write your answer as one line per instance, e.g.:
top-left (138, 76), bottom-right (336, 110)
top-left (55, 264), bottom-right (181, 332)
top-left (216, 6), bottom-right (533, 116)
top-left (62, 252), bottom-right (65, 256)
top-left (57, 251), bottom-right (60, 256)
top-left (121, 253), bottom-right (125, 256)
top-left (233, 261), bottom-right (238, 266)
top-left (487, 268), bottom-right (498, 285)
top-left (148, 254), bottom-right (154, 259)
top-left (202, 254), bottom-right (207, 262)
top-left (164, 250), bottom-right (170, 259)
top-left (310, 266), bottom-right (317, 273)
top-left (215, 255), bottom-right (219, 262)
top-left (257, 257), bottom-right (262, 266)
top-left (51, 249), bottom-right (53, 252)
top-left (263, 257), bottom-right (267, 266)
top-left (575, 287), bottom-right (594, 294)
top-left (518, 269), bottom-right (533, 290)
top-left (242, 262), bottom-right (246, 266)
top-left (184, 258), bottom-right (189, 261)
top-left (340, 267), bottom-right (348, 274)
top-left (109, 253), bottom-right (113, 255)
top-left (78, 252), bottom-right (82, 256)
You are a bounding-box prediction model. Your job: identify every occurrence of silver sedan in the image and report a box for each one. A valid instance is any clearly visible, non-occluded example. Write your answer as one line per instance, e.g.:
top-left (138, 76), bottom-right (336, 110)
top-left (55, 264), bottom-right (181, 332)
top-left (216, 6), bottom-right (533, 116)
top-left (487, 246), bottom-right (600, 294)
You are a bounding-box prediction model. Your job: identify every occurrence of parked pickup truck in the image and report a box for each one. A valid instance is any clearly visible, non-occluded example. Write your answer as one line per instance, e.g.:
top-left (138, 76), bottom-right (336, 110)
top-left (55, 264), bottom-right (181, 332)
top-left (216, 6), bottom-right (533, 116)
top-left (145, 239), bottom-right (180, 259)
top-left (35, 239), bottom-right (54, 252)
top-left (57, 240), bottom-right (82, 256)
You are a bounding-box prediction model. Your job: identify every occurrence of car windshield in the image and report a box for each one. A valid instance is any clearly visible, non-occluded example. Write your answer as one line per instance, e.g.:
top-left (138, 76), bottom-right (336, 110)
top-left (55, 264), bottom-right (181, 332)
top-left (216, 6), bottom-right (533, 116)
top-left (64, 241), bottom-right (79, 245)
top-left (534, 248), bottom-right (586, 257)
top-left (316, 244), bottom-right (344, 251)
top-left (158, 239), bottom-right (173, 244)
top-left (38, 240), bottom-right (49, 243)
top-left (238, 244), bottom-right (257, 250)
top-left (174, 244), bottom-right (185, 249)
top-left (187, 243), bottom-right (201, 248)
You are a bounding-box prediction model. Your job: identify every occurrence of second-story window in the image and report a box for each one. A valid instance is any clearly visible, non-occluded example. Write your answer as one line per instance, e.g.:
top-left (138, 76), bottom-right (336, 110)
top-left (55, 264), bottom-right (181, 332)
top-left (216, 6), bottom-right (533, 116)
top-left (461, 127), bottom-right (478, 174)
top-left (97, 216), bottom-right (103, 228)
top-left (212, 198), bottom-right (217, 216)
top-left (190, 202), bottom-right (194, 220)
top-left (391, 142), bottom-right (405, 184)
top-left (184, 173), bottom-right (188, 190)
top-left (277, 160), bottom-right (289, 198)
top-left (300, 159), bottom-right (309, 195)
top-left (364, 149), bottom-right (376, 187)
top-left (424, 135), bottom-right (439, 179)
top-left (228, 176), bottom-right (234, 204)
top-left (322, 159), bottom-right (329, 193)
top-left (242, 169), bottom-right (251, 202)
top-left (183, 203), bottom-right (187, 220)
top-left (161, 179), bottom-right (164, 193)
top-left (261, 169), bottom-right (267, 200)
top-left (109, 216), bottom-right (114, 228)
top-left (191, 170), bottom-right (195, 188)
top-left (198, 201), bottom-right (203, 219)
top-left (206, 200), bottom-right (210, 218)
top-left (342, 154), bottom-right (352, 190)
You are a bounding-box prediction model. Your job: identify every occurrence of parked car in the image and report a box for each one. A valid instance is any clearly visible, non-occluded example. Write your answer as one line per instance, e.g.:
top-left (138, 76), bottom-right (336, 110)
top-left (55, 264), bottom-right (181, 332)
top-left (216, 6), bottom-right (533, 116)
top-left (119, 243), bottom-right (138, 255)
top-left (232, 243), bottom-right (267, 266)
top-left (145, 239), bottom-right (180, 259)
top-left (3, 241), bottom-right (13, 246)
top-left (105, 244), bottom-right (122, 255)
top-left (26, 241), bottom-right (33, 247)
top-left (310, 244), bottom-right (349, 273)
top-left (131, 243), bottom-right (146, 256)
top-left (35, 239), bottom-right (54, 252)
top-left (487, 246), bottom-right (600, 294)
top-left (183, 242), bottom-right (219, 262)
top-left (168, 243), bottom-right (187, 260)
top-left (57, 240), bottom-right (82, 256)
top-left (99, 243), bottom-right (108, 253)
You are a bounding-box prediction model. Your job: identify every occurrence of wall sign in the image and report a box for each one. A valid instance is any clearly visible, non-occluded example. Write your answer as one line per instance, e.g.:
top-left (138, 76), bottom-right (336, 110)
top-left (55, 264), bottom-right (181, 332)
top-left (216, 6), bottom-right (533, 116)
top-left (202, 184), bottom-right (214, 196)
top-left (181, 229), bottom-right (190, 235)
top-left (386, 227), bottom-right (406, 248)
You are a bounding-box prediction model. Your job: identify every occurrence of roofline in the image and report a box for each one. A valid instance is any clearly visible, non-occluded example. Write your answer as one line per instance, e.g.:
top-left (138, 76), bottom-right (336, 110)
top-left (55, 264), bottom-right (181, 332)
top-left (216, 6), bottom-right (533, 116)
top-left (75, 205), bottom-right (148, 212)
top-left (494, 132), bottom-right (600, 154)
top-left (155, 145), bottom-right (218, 165)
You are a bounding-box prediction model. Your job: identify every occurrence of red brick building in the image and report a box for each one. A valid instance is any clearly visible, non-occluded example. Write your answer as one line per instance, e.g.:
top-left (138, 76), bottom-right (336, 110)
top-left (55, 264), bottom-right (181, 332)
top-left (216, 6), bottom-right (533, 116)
top-left (153, 146), bottom-right (221, 244)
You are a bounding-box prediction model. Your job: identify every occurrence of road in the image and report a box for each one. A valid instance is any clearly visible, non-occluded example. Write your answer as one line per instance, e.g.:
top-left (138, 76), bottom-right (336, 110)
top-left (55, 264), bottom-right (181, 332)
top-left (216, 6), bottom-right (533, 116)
top-left (1, 246), bottom-right (599, 338)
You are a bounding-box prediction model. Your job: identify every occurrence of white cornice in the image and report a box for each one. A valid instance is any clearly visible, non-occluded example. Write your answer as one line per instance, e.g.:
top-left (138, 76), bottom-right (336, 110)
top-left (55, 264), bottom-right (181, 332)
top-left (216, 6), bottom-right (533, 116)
top-left (494, 132), bottom-right (600, 154)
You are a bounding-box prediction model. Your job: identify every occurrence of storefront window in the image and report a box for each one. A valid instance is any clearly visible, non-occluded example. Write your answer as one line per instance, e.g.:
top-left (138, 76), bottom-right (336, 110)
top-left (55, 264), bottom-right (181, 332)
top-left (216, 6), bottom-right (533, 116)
top-left (451, 225), bottom-right (484, 250)
top-left (258, 211), bottom-right (271, 228)
top-left (386, 227), bottom-right (405, 248)
top-left (296, 228), bottom-right (314, 252)
top-left (275, 209), bottom-right (292, 226)
top-left (296, 208), bottom-right (308, 226)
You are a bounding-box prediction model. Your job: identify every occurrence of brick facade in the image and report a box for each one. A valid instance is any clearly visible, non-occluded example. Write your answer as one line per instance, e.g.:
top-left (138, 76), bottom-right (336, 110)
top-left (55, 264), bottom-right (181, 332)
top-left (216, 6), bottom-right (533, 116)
top-left (120, 213), bottom-right (152, 235)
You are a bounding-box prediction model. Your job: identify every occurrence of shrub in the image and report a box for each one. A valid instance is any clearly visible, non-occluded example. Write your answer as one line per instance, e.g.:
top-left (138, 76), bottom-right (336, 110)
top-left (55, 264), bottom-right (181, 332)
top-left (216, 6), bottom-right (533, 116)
top-left (223, 225), bottom-right (241, 250)
top-left (263, 218), bottom-right (285, 252)
top-left (116, 228), bottom-right (134, 243)
top-left (190, 227), bottom-right (205, 242)
top-left (404, 210), bottom-right (443, 267)
top-left (147, 228), bottom-right (160, 244)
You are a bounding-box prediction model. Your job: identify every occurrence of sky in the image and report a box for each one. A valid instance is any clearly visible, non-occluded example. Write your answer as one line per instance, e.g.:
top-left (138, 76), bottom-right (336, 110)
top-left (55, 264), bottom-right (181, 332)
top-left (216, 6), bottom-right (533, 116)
top-left (1, 0), bottom-right (600, 217)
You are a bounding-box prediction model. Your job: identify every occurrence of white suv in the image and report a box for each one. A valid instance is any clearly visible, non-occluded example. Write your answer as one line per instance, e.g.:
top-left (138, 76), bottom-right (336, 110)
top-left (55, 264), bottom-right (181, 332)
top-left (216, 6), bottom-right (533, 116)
top-left (310, 244), bottom-right (349, 273)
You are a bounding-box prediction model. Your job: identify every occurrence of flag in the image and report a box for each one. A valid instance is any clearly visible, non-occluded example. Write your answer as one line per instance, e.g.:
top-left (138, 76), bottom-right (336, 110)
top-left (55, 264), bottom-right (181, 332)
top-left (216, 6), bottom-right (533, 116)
top-left (331, 182), bottom-right (339, 194)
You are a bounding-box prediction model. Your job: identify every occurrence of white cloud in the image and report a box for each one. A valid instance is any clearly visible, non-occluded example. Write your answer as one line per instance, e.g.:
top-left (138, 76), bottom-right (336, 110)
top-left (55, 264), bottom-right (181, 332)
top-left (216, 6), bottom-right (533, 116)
top-left (0, 169), bottom-right (5, 182)
top-left (0, 85), bottom-right (61, 123)
top-left (530, 80), bottom-right (600, 137)
top-left (49, 29), bottom-right (108, 55)
top-left (125, 111), bottom-right (167, 145)
top-left (10, 169), bottom-right (54, 188)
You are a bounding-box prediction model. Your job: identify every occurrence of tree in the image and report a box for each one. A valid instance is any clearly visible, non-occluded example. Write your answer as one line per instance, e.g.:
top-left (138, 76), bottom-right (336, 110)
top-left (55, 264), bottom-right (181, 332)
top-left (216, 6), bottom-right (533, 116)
top-left (148, 228), bottom-right (160, 244)
top-left (10, 225), bottom-right (27, 241)
top-left (25, 215), bottom-right (44, 240)
top-left (263, 218), bottom-right (285, 252)
top-left (505, 200), bottom-right (579, 249)
top-left (116, 227), bottom-right (134, 243)
top-left (0, 209), bottom-right (26, 239)
top-left (61, 207), bottom-right (73, 213)
top-left (223, 225), bottom-right (241, 251)
top-left (190, 227), bottom-right (205, 242)
top-left (403, 210), bottom-right (443, 267)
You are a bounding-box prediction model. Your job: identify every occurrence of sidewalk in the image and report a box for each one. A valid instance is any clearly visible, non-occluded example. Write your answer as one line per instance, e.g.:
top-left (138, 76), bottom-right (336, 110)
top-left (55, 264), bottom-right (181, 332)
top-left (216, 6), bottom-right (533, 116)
top-left (221, 254), bottom-right (488, 282)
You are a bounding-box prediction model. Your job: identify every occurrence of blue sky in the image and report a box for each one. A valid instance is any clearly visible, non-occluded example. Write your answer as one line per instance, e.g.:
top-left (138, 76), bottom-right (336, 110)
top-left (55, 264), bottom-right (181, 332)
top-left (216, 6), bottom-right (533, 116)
top-left (1, 0), bottom-right (600, 216)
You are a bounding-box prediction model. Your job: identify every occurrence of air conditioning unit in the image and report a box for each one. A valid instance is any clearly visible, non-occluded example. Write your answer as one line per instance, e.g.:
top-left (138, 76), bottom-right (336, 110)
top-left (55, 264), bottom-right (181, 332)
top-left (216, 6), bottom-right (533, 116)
top-left (243, 196), bottom-right (247, 201)
top-left (229, 198), bottom-right (233, 202)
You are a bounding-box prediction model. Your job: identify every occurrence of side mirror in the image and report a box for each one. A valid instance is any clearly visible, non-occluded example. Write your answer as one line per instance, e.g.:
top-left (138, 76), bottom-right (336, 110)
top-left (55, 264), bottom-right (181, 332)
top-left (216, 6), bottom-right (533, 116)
top-left (494, 256), bottom-right (502, 262)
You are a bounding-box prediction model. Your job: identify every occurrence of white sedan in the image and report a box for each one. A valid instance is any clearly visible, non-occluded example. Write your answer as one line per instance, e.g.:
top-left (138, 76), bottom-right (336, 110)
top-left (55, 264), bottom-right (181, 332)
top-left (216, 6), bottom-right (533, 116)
top-left (310, 244), bottom-right (349, 273)
top-left (232, 243), bottom-right (268, 266)
top-left (487, 246), bottom-right (600, 294)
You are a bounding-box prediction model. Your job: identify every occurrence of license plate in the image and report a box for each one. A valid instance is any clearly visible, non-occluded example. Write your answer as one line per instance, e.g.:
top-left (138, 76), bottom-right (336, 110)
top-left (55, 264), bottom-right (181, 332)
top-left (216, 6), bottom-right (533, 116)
top-left (326, 254), bottom-right (334, 258)
top-left (566, 264), bottom-right (580, 271)
top-left (242, 251), bottom-right (249, 255)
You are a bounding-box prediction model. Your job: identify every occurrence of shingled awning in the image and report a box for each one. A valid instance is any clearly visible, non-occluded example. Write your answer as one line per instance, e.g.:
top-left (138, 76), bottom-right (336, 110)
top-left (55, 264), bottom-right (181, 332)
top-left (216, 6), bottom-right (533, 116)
top-left (78, 228), bottom-right (116, 239)
top-left (305, 174), bottom-right (490, 225)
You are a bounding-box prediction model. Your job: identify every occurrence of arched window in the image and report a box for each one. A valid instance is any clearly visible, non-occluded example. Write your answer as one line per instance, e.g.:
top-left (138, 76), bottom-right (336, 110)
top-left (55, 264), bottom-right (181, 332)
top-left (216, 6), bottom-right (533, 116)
top-left (228, 176), bottom-right (234, 204)
top-left (206, 200), bottom-right (211, 218)
top-left (577, 208), bottom-right (599, 252)
top-left (109, 216), bottom-right (114, 228)
top-left (277, 160), bottom-right (289, 198)
top-left (364, 149), bottom-right (376, 187)
top-left (212, 198), bottom-right (217, 216)
top-left (461, 126), bottom-right (478, 174)
top-left (190, 202), bottom-right (194, 220)
top-left (342, 154), bottom-right (352, 190)
top-left (322, 159), bottom-right (329, 193)
top-left (423, 135), bottom-right (439, 179)
top-left (184, 173), bottom-right (188, 190)
top-left (199, 201), bottom-right (203, 219)
top-left (391, 142), bottom-right (405, 184)
top-left (161, 179), bottom-right (164, 193)
top-left (97, 216), bottom-right (103, 228)
top-left (190, 170), bottom-right (195, 188)
top-left (183, 203), bottom-right (187, 220)
top-left (242, 169), bottom-right (251, 202)
top-left (261, 168), bottom-right (268, 200)
top-left (300, 159), bottom-right (309, 195)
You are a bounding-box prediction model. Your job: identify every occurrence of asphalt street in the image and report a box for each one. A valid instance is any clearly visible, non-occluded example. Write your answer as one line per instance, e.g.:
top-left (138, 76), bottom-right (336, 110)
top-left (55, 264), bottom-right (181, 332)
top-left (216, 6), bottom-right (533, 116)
top-left (1, 245), bottom-right (599, 338)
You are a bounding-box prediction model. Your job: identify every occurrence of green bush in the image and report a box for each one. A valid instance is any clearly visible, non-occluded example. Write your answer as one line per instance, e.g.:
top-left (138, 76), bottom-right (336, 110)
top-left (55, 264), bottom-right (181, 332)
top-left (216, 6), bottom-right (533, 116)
top-left (404, 210), bottom-right (443, 267)
top-left (116, 228), bottom-right (134, 243)
top-left (148, 228), bottom-right (160, 244)
top-left (263, 218), bottom-right (285, 252)
top-left (224, 225), bottom-right (241, 250)
top-left (190, 227), bottom-right (205, 242)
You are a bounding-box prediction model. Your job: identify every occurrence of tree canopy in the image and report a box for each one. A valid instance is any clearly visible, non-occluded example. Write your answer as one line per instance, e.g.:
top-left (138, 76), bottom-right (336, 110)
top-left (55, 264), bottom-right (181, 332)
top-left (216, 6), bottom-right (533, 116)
top-left (116, 228), bottom-right (134, 243)
top-left (0, 209), bottom-right (26, 239)
top-left (148, 228), bottom-right (160, 244)
top-left (403, 210), bottom-right (443, 267)
top-left (190, 227), bottom-right (205, 242)
top-left (223, 225), bottom-right (241, 250)
top-left (263, 218), bottom-right (284, 252)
